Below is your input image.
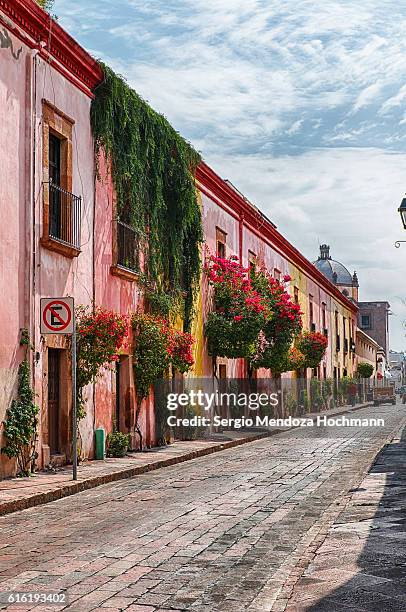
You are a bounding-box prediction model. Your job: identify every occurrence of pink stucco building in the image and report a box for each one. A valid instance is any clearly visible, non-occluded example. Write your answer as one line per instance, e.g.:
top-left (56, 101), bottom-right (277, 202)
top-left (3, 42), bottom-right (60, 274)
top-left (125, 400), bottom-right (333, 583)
top-left (0, 0), bottom-right (102, 476)
top-left (1, 1), bottom-right (359, 479)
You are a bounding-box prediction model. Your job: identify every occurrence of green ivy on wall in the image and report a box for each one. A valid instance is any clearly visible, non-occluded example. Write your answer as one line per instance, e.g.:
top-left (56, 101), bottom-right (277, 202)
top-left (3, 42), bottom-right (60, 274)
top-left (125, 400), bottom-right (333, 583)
top-left (91, 64), bottom-right (203, 329)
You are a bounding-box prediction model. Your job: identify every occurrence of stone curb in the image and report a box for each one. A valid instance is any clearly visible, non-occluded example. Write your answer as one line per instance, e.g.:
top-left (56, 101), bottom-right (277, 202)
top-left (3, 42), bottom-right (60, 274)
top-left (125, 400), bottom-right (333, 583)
top-left (0, 401), bottom-right (374, 518)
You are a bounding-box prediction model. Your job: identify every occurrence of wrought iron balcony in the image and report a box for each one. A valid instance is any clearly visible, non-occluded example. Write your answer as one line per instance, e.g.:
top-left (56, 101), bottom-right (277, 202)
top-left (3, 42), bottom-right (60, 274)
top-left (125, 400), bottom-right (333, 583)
top-left (47, 182), bottom-right (81, 249)
top-left (117, 220), bottom-right (140, 272)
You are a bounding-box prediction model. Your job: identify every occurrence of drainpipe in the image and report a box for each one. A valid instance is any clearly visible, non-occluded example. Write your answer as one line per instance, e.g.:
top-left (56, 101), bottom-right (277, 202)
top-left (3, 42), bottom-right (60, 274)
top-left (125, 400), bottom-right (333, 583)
top-left (92, 130), bottom-right (96, 436)
top-left (27, 49), bottom-right (39, 372)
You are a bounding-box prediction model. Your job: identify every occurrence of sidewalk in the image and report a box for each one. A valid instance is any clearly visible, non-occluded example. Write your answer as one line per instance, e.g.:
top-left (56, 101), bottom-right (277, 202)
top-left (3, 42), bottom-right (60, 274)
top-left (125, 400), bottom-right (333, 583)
top-left (285, 420), bottom-right (406, 611)
top-left (0, 401), bottom-right (373, 517)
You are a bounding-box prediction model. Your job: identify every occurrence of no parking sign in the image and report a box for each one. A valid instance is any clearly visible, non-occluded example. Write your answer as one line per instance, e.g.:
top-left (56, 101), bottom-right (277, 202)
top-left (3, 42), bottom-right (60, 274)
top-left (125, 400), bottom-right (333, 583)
top-left (40, 296), bottom-right (78, 480)
top-left (40, 297), bottom-right (74, 335)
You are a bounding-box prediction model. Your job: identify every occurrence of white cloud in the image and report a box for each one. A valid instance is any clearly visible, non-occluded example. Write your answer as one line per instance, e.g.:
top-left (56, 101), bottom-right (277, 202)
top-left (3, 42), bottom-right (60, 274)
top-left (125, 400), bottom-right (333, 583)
top-left (352, 83), bottom-right (383, 113)
top-left (286, 120), bottom-right (303, 135)
top-left (379, 84), bottom-right (406, 115)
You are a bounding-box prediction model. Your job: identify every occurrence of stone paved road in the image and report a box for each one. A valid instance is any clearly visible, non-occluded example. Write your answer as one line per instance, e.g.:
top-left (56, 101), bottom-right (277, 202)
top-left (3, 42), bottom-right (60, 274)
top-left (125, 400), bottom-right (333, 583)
top-left (0, 404), bottom-right (405, 612)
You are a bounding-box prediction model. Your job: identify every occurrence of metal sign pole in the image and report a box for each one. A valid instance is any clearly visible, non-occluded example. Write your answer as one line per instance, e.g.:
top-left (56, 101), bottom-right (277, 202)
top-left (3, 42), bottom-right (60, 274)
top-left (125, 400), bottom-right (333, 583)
top-left (72, 310), bottom-right (78, 481)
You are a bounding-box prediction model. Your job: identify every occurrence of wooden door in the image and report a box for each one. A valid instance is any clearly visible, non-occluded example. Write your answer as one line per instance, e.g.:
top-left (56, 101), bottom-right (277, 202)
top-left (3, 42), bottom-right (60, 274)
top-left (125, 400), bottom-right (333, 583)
top-left (48, 349), bottom-right (60, 454)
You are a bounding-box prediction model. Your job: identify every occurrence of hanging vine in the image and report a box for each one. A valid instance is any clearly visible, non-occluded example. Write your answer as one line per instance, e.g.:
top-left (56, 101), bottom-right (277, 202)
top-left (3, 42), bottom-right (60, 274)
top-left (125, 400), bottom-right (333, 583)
top-left (91, 64), bottom-right (203, 329)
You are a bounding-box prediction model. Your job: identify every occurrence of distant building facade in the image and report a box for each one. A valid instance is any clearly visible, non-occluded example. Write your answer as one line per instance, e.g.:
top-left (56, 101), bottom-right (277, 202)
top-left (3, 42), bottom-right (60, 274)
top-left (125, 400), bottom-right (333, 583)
top-left (356, 329), bottom-right (379, 379)
top-left (358, 302), bottom-right (390, 361)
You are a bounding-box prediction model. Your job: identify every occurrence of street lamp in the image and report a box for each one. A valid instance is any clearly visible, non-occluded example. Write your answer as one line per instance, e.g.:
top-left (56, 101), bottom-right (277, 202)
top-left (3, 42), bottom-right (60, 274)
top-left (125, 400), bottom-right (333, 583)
top-left (395, 196), bottom-right (406, 248)
top-left (399, 197), bottom-right (406, 230)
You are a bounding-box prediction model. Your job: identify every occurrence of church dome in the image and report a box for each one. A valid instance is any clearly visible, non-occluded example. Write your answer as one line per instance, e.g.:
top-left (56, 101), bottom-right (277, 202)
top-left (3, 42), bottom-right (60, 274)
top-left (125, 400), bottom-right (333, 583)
top-left (313, 245), bottom-right (354, 286)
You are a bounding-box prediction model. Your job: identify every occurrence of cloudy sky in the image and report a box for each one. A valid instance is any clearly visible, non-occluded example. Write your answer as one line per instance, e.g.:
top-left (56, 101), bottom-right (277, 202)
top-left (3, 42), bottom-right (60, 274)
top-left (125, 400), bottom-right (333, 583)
top-left (55, 0), bottom-right (406, 350)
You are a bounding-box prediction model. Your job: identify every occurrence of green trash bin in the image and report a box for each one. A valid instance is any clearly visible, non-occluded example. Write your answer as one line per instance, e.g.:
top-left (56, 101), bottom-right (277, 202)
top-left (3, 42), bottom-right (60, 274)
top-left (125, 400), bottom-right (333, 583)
top-left (95, 428), bottom-right (105, 460)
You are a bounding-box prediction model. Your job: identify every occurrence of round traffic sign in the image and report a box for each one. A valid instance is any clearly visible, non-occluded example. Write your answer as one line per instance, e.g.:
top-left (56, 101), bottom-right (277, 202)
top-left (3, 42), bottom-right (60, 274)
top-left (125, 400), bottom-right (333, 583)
top-left (42, 299), bottom-right (72, 332)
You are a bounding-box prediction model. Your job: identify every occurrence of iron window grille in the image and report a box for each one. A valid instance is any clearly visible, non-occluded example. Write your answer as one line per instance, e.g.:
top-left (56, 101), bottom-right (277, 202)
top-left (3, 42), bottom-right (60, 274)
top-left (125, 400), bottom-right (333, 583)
top-left (46, 181), bottom-right (81, 249)
top-left (117, 219), bottom-right (141, 272)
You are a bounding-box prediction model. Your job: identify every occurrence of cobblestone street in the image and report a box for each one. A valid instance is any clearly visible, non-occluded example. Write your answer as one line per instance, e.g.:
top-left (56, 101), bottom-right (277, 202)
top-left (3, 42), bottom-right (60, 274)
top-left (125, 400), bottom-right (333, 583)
top-left (1, 404), bottom-right (405, 612)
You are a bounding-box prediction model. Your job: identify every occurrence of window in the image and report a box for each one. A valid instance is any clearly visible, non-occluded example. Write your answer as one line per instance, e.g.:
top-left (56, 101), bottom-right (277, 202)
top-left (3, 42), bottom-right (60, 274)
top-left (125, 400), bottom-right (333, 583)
top-left (309, 295), bottom-right (314, 329)
top-left (321, 302), bottom-right (327, 330)
top-left (361, 314), bottom-right (371, 329)
top-left (41, 101), bottom-right (81, 257)
top-left (216, 228), bottom-right (227, 258)
top-left (49, 133), bottom-right (62, 240)
top-left (116, 219), bottom-right (140, 273)
top-left (335, 311), bottom-right (340, 351)
top-left (294, 286), bottom-right (299, 305)
top-left (248, 250), bottom-right (256, 271)
top-left (273, 268), bottom-right (281, 282)
top-left (111, 180), bottom-right (141, 280)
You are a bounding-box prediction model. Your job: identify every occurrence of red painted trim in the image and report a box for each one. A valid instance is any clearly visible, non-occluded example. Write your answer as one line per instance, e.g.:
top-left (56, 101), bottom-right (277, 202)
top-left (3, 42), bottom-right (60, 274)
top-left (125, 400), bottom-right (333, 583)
top-left (198, 183), bottom-right (240, 221)
top-left (0, 0), bottom-right (103, 96)
top-left (197, 162), bottom-right (358, 314)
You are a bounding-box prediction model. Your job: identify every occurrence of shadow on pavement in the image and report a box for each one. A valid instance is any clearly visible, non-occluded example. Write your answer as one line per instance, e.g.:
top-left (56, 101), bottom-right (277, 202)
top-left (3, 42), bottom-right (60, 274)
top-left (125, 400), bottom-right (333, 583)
top-left (301, 424), bottom-right (406, 611)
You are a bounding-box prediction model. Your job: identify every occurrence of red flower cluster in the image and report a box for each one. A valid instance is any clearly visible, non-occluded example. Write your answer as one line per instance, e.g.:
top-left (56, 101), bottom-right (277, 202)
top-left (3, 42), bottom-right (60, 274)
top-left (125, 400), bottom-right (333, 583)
top-left (76, 307), bottom-right (130, 415)
top-left (254, 268), bottom-right (302, 327)
top-left (167, 328), bottom-right (195, 372)
top-left (297, 331), bottom-right (328, 368)
top-left (138, 315), bottom-right (195, 373)
top-left (78, 307), bottom-right (129, 352)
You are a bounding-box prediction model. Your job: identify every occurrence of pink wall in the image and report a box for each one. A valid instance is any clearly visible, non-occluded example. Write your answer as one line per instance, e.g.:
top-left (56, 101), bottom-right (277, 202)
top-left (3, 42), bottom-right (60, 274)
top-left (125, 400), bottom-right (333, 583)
top-left (0, 28), bottom-right (29, 477)
top-left (93, 154), bottom-right (155, 449)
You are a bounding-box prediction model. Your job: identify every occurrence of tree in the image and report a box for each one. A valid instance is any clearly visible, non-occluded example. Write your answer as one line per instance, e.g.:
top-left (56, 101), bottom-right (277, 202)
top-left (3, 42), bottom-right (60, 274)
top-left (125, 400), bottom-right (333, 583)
top-left (357, 362), bottom-right (374, 378)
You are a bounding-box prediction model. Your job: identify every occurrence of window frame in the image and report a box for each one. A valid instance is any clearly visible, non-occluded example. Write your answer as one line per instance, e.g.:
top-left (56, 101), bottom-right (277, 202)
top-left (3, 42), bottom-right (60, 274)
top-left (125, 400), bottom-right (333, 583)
top-left (41, 100), bottom-right (79, 258)
top-left (361, 314), bottom-right (371, 329)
